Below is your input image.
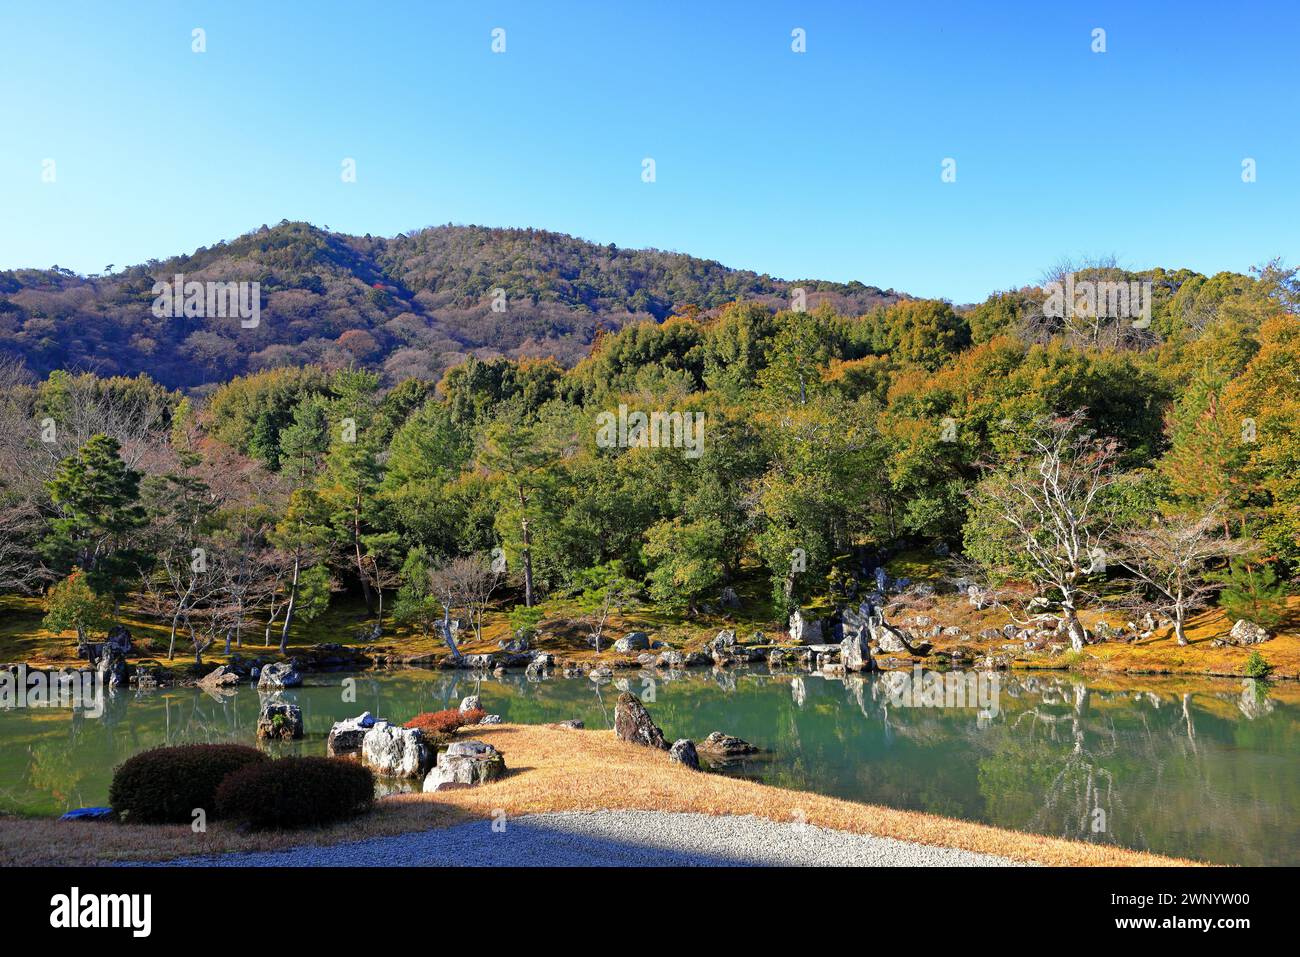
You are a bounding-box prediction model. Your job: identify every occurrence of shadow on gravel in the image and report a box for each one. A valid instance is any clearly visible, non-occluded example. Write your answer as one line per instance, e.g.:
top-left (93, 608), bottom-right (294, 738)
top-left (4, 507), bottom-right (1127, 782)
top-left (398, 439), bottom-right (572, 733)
top-left (136, 816), bottom-right (772, 867)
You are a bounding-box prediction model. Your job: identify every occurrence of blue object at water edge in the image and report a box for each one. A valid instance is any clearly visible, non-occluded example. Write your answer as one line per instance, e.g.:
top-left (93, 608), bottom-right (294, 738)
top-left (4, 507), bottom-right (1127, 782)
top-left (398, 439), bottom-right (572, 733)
top-left (59, 806), bottom-right (114, 821)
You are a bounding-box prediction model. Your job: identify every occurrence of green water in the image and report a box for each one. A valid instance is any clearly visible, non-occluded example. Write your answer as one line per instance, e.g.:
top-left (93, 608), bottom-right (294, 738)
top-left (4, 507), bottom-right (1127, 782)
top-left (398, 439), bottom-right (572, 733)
top-left (1, 667), bottom-right (1295, 865)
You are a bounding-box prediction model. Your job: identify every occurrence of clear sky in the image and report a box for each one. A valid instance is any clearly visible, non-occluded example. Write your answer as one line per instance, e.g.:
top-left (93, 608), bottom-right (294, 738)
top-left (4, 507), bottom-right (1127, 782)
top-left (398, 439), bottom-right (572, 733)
top-left (1, 0), bottom-right (1295, 302)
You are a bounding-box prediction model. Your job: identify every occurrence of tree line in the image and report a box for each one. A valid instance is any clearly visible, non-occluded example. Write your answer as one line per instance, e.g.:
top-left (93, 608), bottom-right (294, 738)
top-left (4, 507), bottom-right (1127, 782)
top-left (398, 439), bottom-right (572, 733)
top-left (0, 258), bottom-right (1295, 662)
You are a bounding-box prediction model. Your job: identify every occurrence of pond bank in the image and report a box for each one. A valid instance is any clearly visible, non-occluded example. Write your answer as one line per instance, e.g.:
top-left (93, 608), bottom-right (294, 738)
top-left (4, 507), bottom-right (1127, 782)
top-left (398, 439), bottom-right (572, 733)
top-left (0, 723), bottom-right (1194, 867)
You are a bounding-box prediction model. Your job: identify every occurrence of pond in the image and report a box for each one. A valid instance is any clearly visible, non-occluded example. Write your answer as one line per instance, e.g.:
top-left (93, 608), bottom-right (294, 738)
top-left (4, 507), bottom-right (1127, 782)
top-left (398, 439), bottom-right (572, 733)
top-left (1, 666), bottom-right (1295, 865)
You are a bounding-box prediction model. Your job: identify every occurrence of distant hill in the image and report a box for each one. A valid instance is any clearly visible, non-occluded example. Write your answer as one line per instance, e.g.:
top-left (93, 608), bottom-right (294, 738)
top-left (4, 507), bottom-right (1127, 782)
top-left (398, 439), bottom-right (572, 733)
top-left (0, 222), bottom-right (902, 389)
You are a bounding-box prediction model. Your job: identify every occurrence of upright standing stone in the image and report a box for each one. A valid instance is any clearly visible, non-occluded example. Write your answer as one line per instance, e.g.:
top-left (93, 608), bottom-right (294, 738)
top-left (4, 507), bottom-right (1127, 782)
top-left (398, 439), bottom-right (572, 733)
top-left (613, 692), bottom-right (668, 750)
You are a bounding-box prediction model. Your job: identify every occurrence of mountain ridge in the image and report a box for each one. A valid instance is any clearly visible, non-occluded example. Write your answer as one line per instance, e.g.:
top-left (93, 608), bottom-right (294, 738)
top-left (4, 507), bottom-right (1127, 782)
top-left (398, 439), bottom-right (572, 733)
top-left (0, 221), bottom-right (903, 389)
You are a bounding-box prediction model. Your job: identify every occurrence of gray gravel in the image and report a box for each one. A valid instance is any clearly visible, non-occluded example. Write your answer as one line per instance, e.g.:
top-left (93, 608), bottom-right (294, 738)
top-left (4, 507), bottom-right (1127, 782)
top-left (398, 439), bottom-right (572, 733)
top-left (147, 810), bottom-right (1026, 867)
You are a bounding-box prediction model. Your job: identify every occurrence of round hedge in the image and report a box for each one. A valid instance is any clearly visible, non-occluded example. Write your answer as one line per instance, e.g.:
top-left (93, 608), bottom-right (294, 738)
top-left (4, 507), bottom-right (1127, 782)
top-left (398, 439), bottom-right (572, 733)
top-left (215, 756), bottom-right (375, 830)
top-left (109, 744), bottom-right (269, 824)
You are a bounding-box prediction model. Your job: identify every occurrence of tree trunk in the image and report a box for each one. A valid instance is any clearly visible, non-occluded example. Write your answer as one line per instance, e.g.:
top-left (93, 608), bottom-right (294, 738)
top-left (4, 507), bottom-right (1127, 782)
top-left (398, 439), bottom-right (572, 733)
top-left (280, 554), bottom-right (300, 655)
top-left (518, 487), bottom-right (535, 607)
top-left (354, 509), bottom-right (376, 615)
top-left (188, 621), bottom-right (203, 666)
top-left (1063, 603), bottom-right (1086, 651)
top-left (1173, 615), bottom-right (1188, 646)
top-left (439, 606), bottom-right (461, 659)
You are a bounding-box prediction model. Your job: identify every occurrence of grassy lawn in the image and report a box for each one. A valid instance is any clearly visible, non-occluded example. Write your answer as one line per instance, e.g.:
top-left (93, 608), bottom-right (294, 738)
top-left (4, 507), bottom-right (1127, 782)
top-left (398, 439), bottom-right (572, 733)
top-left (0, 722), bottom-right (1193, 867)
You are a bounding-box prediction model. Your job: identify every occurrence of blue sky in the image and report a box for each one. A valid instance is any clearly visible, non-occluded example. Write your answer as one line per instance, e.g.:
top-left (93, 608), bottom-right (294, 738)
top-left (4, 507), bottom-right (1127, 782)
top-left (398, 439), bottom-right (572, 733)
top-left (1, 0), bottom-right (1295, 302)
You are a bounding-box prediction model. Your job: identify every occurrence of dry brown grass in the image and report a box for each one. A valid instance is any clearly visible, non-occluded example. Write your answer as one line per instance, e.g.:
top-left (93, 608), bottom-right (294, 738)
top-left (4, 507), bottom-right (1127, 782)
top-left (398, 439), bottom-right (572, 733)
top-left (0, 723), bottom-right (1196, 867)
top-left (916, 593), bottom-right (1300, 680)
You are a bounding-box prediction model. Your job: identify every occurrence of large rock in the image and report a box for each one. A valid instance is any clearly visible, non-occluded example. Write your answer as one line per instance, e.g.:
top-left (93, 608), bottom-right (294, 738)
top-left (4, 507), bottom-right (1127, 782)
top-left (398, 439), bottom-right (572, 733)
top-left (697, 731), bottom-right (758, 759)
top-left (655, 649), bottom-right (686, 670)
top-left (613, 692), bottom-right (668, 750)
top-left (198, 664), bottom-right (241, 689)
top-left (840, 628), bottom-right (875, 673)
top-left (95, 647), bottom-right (128, 691)
top-left (1229, 619), bottom-right (1272, 645)
top-left (105, 624), bottom-right (133, 655)
top-left (668, 739), bottom-right (700, 770)
top-left (705, 629), bottom-right (746, 665)
top-left (423, 740), bottom-right (506, 791)
top-left (614, 632), bottom-right (651, 653)
top-left (256, 699), bottom-right (303, 741)
top-left (788, 610), bottom-right (823, 645)
top-left (498, 632), bottom-right (532, 654)
top-left (327, 711), bottom-right (375, 757)
top-left (525, 652), bottom-right (554, 678)
top-left (458, 694), bottom-right (481, 713)
top-left (869, 615), bottom-right (910, 654)
top-left (361, 721), bottom-right (432, 777)
top-left (257, 661), bottom-right (301, 690)
top-left (705, 630), bottom-right (737, 654)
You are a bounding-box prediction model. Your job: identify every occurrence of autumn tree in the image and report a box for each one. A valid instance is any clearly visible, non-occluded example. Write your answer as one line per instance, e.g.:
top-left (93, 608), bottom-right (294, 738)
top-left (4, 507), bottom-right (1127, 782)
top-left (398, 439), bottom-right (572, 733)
top-left (42, 570), bottom-right (112, 652)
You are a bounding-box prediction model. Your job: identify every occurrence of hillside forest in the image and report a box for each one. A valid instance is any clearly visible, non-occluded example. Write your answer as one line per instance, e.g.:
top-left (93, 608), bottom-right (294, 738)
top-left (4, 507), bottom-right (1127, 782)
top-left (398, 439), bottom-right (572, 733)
top-left (0, 232), bottom-right (1296, 667)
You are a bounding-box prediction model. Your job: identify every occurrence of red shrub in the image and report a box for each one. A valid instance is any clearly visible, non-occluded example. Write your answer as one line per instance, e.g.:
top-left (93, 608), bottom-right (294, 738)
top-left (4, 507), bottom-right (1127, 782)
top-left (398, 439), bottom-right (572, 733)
top-left (405, 707), bottom-right (486, 735)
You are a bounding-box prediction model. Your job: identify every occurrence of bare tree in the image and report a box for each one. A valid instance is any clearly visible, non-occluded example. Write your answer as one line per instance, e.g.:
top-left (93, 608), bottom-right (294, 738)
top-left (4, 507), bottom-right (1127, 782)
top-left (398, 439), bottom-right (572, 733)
top-left (210, 525), bottom-right (280, 653)
top-left (970, 412), bottom-right (1120, 651)
top-left (428, 554), bottom-right (502, 655)
top-left (1114, 507), bottom-right (1252, 646)
top-left (0, 498), bottom-right (48, 593)
top-left (31, 371), bottom-right (174, 479)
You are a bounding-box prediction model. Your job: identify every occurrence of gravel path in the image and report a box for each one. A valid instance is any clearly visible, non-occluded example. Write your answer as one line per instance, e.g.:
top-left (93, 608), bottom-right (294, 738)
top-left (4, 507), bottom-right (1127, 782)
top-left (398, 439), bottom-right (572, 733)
top-left (149, 811), bottom-right (1026, 867)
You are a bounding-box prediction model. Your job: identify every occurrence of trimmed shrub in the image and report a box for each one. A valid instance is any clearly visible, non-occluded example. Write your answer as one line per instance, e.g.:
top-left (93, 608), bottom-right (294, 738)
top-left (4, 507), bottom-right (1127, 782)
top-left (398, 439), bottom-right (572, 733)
top-left (109, 744), bottom-right (269, 824)
top-left (405, 707), bottom-right (485, 736)
top-left (1244, 650), bottom-right (1272, 679)
top-left (215, 757), bottom-right (375, 830)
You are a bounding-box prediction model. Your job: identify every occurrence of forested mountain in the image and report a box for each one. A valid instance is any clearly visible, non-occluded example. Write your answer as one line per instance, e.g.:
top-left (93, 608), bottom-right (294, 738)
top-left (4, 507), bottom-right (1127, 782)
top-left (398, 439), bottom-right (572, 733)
top-left (0, 222), bottom-right (901, 389)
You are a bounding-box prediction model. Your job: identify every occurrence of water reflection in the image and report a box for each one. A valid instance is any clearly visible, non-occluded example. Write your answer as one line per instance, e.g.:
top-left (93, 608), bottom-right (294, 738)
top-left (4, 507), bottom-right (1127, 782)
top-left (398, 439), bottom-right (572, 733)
top-left (1, 666), bottom-right (1294, 864)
